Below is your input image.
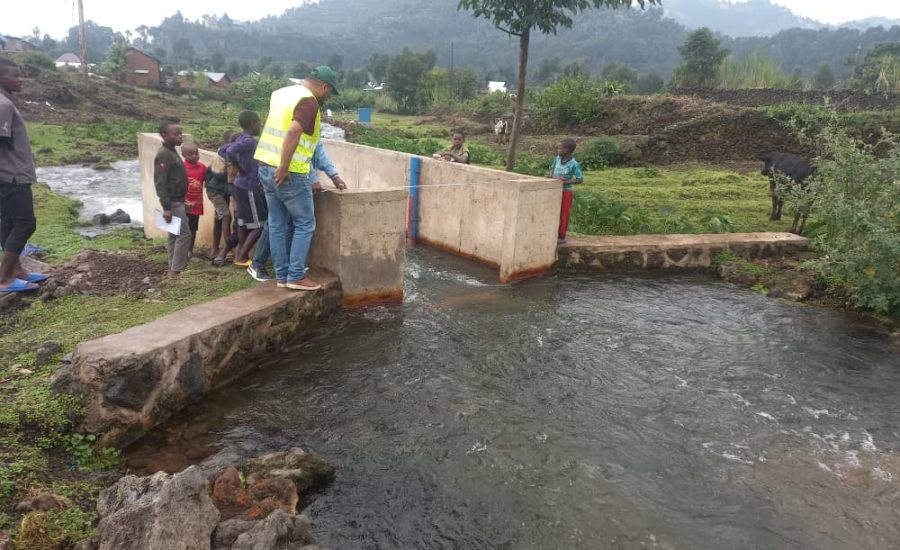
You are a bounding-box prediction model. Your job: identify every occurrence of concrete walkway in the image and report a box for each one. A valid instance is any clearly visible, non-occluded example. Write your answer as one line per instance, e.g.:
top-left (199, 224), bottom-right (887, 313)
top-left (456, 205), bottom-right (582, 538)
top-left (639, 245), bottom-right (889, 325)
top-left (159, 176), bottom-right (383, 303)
top-left (557, 232), bottom-right (809, 271)
top-left (52, 270), bottom-right (341, 447)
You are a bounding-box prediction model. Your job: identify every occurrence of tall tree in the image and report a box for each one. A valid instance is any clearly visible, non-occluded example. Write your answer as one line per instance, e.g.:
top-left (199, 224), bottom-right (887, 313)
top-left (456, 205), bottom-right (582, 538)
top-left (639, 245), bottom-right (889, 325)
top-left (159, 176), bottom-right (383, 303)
top-left (211, 52), bottom-right (226, 72)
top-left (387, 48), bottom-right (436, 112)
top-left (105, 33), bottom-right (129, 83)
top-left (457, 0), bottom-right (658, 171)
top-left (672, 27), bottom-right (729, 88)
top-left (812, 63), bottom-right (835, 90)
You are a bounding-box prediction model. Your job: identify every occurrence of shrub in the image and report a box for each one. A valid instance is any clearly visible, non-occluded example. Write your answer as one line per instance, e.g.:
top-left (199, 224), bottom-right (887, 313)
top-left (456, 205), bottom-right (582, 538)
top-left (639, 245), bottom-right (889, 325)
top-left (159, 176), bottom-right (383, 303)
top-left (326, 89), bottom-right (375, 112)
top-left (470, 92), bottom-right (514, 121)
top-left (17, 52), bottom-right (57, 77)
top-left (228, 74), bottom-right (290, 112)
top-left (532, 76), bottom-right (610, 128)
top-left (806, 125), bottom-right (900, 316)
top-left (578, 136), bottom-right (621, 170)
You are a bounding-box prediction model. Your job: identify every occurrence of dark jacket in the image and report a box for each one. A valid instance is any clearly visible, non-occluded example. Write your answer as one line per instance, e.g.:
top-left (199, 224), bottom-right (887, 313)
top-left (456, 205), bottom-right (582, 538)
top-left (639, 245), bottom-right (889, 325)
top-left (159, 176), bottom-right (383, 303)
top-left (154, 144), bottom-right (188, 210)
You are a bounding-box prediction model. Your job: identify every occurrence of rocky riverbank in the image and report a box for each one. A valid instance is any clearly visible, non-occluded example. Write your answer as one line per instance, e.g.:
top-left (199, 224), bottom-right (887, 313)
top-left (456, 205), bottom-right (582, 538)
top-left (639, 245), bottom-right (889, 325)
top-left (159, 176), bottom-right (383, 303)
top-left (11, 448), bottom-right (334, 550)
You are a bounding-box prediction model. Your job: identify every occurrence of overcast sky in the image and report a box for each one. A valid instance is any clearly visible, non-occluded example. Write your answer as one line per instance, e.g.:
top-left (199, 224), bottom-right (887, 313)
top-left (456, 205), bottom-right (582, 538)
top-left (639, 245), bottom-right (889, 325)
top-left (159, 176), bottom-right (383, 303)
top-left (4, 0), bottom-right (899, 39)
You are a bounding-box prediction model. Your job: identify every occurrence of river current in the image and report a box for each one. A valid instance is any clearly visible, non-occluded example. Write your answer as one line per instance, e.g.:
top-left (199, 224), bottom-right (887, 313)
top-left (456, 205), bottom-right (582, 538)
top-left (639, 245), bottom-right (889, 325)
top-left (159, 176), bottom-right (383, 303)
top-left (126, 247), bottom-right (900, 550)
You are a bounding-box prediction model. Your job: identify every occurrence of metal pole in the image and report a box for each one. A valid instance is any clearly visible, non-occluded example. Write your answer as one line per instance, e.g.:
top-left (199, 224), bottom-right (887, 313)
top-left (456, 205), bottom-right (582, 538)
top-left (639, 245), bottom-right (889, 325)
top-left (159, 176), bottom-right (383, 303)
top-left (77, 0), bottom-right (87, 78)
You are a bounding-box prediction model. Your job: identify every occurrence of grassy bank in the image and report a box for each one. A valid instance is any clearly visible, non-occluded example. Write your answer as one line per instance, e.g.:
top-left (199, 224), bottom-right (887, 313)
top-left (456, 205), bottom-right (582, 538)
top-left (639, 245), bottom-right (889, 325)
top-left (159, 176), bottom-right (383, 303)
top-left (571, 167), bottom-right (779, 235)
top-left (0, 187), bottom-right (255, 547)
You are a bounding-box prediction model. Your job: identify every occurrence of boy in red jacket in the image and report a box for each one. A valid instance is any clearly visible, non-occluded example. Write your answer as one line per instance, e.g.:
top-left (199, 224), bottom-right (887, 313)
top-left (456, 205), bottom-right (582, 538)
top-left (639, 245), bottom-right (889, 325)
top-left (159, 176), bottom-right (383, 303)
top-left (181, 143), bottom-right (206, 257)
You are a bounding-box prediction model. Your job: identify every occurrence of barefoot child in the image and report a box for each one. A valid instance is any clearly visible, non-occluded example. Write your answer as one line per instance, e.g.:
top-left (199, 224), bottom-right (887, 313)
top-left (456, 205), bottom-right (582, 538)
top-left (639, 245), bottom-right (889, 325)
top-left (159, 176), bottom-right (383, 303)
top-left (181, 143), bottom-right (206, 257)
top-left (549, 138), bottom-right (583, 244)
top-left (154, 119), bottom-right (191, 275)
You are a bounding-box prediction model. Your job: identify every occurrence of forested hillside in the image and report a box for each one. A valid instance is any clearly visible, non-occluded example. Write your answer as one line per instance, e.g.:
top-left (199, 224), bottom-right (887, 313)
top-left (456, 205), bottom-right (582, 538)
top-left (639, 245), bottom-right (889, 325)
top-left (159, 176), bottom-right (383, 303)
top-left (37, 0), bottom-right (900, 82)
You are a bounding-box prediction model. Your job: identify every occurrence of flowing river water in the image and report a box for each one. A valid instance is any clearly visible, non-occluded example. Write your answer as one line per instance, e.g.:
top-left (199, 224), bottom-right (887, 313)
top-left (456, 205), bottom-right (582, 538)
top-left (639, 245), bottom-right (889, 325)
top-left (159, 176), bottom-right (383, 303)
top-left (125, 247), bottom-right (900, 550)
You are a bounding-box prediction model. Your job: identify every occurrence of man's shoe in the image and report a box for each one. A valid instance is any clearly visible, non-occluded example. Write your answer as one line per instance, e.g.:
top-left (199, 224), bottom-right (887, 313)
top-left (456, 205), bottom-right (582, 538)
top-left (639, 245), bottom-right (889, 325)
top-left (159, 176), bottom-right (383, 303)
top-left (285, 278), bottom-right (321, 291)
top-left (247, 265), bottom-right (272, 282)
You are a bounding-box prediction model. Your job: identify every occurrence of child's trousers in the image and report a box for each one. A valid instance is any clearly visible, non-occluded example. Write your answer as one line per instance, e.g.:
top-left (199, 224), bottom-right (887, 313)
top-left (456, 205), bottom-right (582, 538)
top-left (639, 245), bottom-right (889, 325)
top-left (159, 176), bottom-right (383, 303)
top-left (167, 202), bottom-right (193, 272)
top-left (559, 189), bottom-right (574, 240)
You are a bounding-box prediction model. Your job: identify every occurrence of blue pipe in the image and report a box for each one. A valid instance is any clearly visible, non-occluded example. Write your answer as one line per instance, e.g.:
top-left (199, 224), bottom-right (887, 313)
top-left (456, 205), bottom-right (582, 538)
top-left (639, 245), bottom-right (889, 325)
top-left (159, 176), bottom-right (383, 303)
top-left (409, 156), bottom-right (422, 240)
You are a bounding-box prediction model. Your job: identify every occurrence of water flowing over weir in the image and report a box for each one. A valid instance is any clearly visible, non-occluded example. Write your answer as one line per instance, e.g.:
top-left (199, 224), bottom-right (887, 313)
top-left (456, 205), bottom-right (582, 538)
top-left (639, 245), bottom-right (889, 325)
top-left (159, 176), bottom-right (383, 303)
top-left (126, 247), bottom-right (900, 550)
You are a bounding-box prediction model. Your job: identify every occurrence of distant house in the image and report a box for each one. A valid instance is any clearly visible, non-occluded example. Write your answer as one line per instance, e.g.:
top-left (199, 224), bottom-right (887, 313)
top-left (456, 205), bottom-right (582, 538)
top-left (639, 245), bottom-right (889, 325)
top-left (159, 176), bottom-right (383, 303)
top-left (55, 53), bottom-right (83, 69)
top-left (204, 72), bottom-right (231, 87)
top-left (0, 36), bottom-right (36, 53)
top-left (487, 81), bottom-right (507, 94)
top-left (177, 70), bottom-right (232, 88)
top-left (125, 48), bottom-right (161, 87)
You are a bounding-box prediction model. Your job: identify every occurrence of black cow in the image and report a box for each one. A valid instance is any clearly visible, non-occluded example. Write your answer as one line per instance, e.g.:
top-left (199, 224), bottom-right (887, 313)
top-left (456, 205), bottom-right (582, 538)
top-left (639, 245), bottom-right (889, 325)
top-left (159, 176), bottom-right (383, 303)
top-left (760, 152), bottom-right (816, 235)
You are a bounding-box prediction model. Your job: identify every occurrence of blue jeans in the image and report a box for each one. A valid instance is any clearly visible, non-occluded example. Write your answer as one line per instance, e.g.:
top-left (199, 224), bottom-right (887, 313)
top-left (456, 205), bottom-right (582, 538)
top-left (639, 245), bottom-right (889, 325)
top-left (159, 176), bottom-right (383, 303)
top-left (251, 220), bottom-right (294, 271)
top-left (258, 166), bottom-right (315, 282)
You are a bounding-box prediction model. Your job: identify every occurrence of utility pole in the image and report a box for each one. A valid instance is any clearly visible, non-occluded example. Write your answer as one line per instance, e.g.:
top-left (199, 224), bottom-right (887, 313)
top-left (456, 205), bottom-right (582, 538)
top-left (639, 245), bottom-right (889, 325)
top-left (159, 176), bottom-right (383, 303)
top-left (450, 41), bottom-right (455, 98)
top-left (77, 0), bottom-right (88, 78)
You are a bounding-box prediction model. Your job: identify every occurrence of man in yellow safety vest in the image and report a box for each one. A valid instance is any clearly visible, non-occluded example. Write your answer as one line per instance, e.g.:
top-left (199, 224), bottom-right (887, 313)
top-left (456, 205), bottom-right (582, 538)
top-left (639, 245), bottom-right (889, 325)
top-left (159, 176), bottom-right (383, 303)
top-left (254, 66), bottom-right (339, 291)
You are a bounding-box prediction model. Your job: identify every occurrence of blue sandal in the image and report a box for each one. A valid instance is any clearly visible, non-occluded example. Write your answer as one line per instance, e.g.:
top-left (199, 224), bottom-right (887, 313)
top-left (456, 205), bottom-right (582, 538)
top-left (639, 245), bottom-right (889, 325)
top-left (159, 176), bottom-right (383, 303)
top-left (26, 273), bottom-right (49, 284)
top-left (0, 278), bottom-right (39, 293)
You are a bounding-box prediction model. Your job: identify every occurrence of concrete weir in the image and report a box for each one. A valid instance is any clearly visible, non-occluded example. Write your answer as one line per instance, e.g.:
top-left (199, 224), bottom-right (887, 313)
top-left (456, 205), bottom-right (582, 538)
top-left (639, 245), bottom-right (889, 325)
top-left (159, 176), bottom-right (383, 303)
top-left (65, 135), bottom-right (808, 447)
top-left (558, 232), bottom-right (809, 271)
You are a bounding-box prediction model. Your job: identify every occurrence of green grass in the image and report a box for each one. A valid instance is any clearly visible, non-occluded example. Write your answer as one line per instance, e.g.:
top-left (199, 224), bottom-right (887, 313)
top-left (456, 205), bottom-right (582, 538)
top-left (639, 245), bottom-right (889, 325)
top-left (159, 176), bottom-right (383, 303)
top-left (0, 185), bottom-right (256, 546)
top-left (570, 167), bottom-right (786, 235)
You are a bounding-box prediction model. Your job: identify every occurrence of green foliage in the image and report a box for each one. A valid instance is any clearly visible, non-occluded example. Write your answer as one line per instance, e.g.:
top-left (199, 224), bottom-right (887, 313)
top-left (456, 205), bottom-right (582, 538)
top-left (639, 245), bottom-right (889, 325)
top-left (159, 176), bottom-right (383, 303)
top-left (717, 52), bottom-right (802, 90)
top-left (229, 74), bottom-right (290, 112)
top-left (673, 27), bottom-right (729, 88)
top-left (16, 507), bottom-right (96, 550)
top-left (636, 71), bottom-right (665, 94)
top-left (812, 63), bottom-right (836, 90)
top-left (103, 33), bottom-right (129, 83)
top-left (325, 89), bottom-right (375, 111)
top-left (850, 42), bottom-right (900, 95)
top-left (349, 128), bottom-right (444, 156)
top-left (417, 66), bottom-right (479, 109)
top-left (805, 125), bottom-right (900, 316)
top-left (759, 102), bottom-right (833, 140)
top-left (470, 92), bottom-right (514, 120)
top-left (66, 434), bottom-right (121, 471)
top-left (532, 76), bottom-right (610, 128)
top-left (387, 48), bottom-right (437, 112)
top-left (601, 63), bottom-right (638, 92)
top-left (578, 135), bottom-right (620, 169)
top-left (457, 0), bottom-right (657, 36)
top-left (17, 52), bottom-right (57, 77)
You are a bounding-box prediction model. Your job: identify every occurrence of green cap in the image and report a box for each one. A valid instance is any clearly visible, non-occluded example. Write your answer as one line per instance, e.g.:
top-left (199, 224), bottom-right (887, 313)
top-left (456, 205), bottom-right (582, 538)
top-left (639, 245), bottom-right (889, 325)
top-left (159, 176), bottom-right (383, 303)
top-left (310, 65), bottom-right (340, 96)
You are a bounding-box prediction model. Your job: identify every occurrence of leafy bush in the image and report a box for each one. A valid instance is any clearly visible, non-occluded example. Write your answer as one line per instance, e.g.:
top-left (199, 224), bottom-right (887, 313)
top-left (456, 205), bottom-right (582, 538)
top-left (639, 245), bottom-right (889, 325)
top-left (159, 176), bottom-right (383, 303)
top-left (228, 74), bottom-right (290, 112)
top-left (470, 92), bottom-right (514, 121)
top-left (578, 136), bottom-right (621, 170)
top-left (532, 76), bottom-right (610, 128)
top-left (326, 89), bottom-right (375, 111)
top-left (17, 52), bottom-right (58, 77)
top-left (760, 103), bottom-right (832, 138)
top-left (806, 125), bottom-right (900, 316)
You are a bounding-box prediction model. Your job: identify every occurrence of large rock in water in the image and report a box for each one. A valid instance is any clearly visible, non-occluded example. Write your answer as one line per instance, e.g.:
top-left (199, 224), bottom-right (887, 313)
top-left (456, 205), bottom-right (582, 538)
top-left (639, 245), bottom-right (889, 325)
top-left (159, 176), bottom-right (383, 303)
top-left (96, 466), bottom-right (219, 550)
top-left (243, 448), bottom-right (335, 493)
top-left (109, 208), bottom-right (132, 224)
top-left (231, 510), bottom-right (313, 550)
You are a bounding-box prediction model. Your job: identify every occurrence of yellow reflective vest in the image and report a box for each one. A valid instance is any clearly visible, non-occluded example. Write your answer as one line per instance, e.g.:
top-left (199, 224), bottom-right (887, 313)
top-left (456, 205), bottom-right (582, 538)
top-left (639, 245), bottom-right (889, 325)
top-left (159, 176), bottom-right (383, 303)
top-left (254, 85), bottom-right (321, 174)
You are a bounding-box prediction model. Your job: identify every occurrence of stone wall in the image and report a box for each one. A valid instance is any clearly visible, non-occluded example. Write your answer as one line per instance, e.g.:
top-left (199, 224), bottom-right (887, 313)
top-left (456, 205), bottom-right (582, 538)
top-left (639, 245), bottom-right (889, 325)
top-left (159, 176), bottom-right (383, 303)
top-left (557, 233), bottom-right (809, 271)
top-left (52, 274), bottom-right (342, 448)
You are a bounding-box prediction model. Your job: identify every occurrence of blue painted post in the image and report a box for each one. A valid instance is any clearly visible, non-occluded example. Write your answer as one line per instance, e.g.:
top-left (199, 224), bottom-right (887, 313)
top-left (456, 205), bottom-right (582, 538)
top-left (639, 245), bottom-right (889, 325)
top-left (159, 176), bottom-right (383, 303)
top-left (358, 107), bottom-right (372, 125)
top-left (408, 157), bottom-right (422, 241)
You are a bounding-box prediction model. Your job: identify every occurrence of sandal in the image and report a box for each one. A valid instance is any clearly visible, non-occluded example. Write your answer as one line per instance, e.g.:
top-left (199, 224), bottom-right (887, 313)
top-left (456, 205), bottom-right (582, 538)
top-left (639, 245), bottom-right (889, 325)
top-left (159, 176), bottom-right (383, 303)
top-left (0, 278), bottom-right (39, 293)
top-left (212, 256), bottom-right (226, 267)
top-left (233, 259), bottom-right (252, 268)
top-left (26, 273), bottom-right (50, 284)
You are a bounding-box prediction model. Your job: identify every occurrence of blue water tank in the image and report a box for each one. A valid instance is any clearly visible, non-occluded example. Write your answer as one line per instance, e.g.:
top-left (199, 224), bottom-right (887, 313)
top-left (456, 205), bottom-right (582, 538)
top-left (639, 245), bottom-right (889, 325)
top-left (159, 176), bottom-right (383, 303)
top-left (358, 107), bottom-right (372, 124)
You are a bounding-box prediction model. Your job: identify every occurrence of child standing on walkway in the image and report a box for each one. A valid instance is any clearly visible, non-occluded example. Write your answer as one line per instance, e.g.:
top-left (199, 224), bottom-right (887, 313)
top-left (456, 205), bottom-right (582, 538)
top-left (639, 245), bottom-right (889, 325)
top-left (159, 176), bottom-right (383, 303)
top-left (221, 111), bottom-right (265, 268)
top-left (154, 120), bottom-right (191, 275)
top-left (550, 138), bottom-right (583, 244)
top-left (181, 142), bottom-right (206, 257)
top-left (206, 131), bottom-right (237, 266)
